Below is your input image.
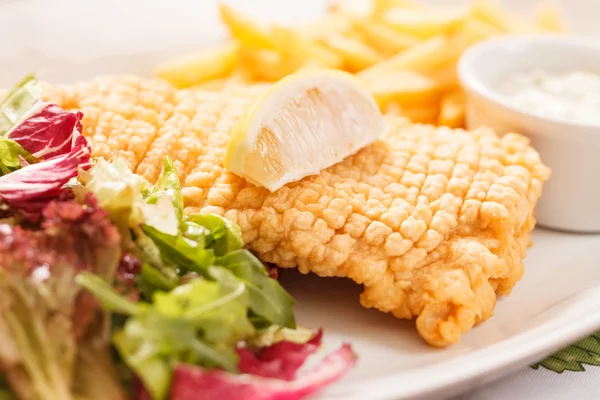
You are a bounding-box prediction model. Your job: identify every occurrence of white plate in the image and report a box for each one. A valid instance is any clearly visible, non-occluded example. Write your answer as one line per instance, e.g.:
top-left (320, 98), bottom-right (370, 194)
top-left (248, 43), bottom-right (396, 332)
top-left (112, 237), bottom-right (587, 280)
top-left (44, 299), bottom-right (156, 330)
top-left (282, 229), bottom-right (600, 399)
top-left (2, 1), bottom-right (600, 399)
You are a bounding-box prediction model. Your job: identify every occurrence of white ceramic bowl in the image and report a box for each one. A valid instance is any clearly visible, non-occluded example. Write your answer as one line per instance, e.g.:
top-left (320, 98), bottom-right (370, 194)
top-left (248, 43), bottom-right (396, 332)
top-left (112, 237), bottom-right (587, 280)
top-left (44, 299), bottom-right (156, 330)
top-left (458, 34), bottom-right (600, 233)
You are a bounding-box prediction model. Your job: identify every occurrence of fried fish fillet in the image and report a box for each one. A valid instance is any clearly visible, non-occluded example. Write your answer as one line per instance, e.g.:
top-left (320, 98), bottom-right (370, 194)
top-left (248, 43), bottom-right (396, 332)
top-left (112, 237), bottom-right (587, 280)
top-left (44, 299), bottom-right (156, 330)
top-left (46, 76), bottom-right (550, 346)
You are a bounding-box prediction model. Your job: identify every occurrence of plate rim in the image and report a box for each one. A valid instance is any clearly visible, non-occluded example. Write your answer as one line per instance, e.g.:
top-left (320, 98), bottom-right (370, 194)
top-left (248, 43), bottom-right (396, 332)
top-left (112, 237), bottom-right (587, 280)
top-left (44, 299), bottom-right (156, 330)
top-left (332, 289), bottom-right (600, 400)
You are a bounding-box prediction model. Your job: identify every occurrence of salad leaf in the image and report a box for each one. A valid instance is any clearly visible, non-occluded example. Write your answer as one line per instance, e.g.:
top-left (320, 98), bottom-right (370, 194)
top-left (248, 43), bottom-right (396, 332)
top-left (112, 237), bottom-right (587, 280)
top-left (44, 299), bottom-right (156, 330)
top-left (137, 263), bottom-right (178, 298)
top-left (6, 104), bottom-right (85, 161)
top-left (186, 214), bottom-right (244, 256)
top-left (81, 158), bottom-right (179, 235)
top-left (142, 225), bottom-right (215, 273)
top-left (113, 276), bottom-right (254, 400)
top-left (0, 191), bottom-right (121, 400)
top-left (214, 250), bottom-right (296, 329)
top-left (170, 344), bottom-right (357, 400)
top-left (0, 75), bottom-right (42, 136)
top-left (154, 269), bottom-right (252, 345)
top-left (80, 158), bottom-right (146, 215)
top-left (0, 99), bottom-right (92, 220)
top-left (246, 326), bottom-right (316, 348)
top-left (238, 330), bottom-right (322, 381)
top-left (0, 138), bottom-right (30, 176)
top-left (114, 313), bottom-right (192, 400)
top-left (0, 143), bottom-right (90, 219)
top-left (145, 157), bottom-right (183, 221)
top-left (76, 272), bottom-right (142, 315)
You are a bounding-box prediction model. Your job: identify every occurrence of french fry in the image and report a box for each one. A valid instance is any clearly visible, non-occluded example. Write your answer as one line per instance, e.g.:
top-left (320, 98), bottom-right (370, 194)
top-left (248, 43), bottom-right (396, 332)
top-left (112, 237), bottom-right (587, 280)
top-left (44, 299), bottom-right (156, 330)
top-left (239, 48), bottom-right (288, 82)
top-left (321, 35), bottom-right (381, 72)
top-left (384, 102), bottom-right (440, 124)
top-left (363, 70), bottom-right (441, 108)
top-left (271, 26), bottom-right (344, 71)
top-left (219, 2), bottom-right (275, 49)
top-left (380, 7), bottom-right (467, 38)
top-left (438, 90), bottom-right (466, 128)
top-left (352, 17), bottom-right (421, 55)
top-left (426, 63), bottom-right (459, 91)
top-left (535, 3), bottom-right (566, 32)
top-left (158, 0), bottom-right (568, 131)
top-left (358, 35), bottom-right (451, 78)
top-left (156, 42), bottom-right (239, 89)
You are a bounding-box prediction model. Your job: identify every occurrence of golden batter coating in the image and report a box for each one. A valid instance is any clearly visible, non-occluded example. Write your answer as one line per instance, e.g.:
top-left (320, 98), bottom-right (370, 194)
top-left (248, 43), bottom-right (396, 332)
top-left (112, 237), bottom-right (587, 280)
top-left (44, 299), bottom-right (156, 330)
top-left (46, 76), bottom-right (550, 346)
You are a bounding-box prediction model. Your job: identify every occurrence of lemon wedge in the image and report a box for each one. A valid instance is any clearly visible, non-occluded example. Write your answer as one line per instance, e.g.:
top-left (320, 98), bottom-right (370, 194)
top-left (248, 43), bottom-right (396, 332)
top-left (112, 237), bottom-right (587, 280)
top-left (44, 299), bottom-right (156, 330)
top-left (224, 69), bottom-right (385, 192)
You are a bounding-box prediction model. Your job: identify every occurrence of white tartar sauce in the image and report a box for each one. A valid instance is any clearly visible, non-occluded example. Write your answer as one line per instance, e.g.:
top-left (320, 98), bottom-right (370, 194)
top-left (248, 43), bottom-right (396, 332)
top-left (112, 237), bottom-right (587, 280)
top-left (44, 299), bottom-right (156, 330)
top-left (498, 70), bottom-right (600, 126)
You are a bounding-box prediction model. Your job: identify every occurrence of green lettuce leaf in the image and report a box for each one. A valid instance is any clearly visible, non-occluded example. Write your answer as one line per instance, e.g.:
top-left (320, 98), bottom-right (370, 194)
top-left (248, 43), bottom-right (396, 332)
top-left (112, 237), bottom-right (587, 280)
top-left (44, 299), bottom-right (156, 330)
top-left (113, 276), bottom-right (252, 400)
top-left (137, 263), bottom-right (179, 298)
top-left (154, 268), bottom-right (253, 345)
top-left (214, 250), bottom-right (296, 329)
top-left (142, 225), bottom-right (215, 273)
top-left (143, 220), bottom-right (295, 329)
top-left (0, 75), bottom-right (42, 136)
top-left (246, 325), bottom-right (316, 348)
top-left (186, 214), bottom-right (244, 256)
top-left (145, 157), bottom-right (183, 221)
top-left (0, 138), bottom-right (30, 176)
top-left (76, 272), bottom-right (142, 316)
top-left (113, 313), bottom-right (191, 400)
top-left (80, 158), bottom-right (178, 235)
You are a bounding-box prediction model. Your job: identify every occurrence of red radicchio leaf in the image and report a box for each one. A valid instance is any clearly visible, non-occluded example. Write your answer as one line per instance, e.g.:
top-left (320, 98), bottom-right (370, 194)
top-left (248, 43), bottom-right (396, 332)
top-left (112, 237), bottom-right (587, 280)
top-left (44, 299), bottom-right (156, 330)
top-left (171, 344), bottom-right (357, 400)
top-left (0, 103), bottom-right (91, 219)
top-left (237, 330), bottom-right (323, 381)
top-left (0, 143), bottom-right (90, 219)
top-left (7, 104), bottom-right (85, 160)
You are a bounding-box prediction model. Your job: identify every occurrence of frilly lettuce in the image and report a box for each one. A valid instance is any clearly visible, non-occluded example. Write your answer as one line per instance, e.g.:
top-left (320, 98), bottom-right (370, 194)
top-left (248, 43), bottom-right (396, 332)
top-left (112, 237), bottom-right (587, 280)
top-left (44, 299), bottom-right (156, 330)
top-left (0, 137), bottom-right (31, 176)
top-left (80, 157), bottom-right (178, 236)
top-left (144, 157), bottom-right (183, 221)
top-left (0, 192), bottom-right (124, 400)
top-left (79, 267), bottom-right (254, 400)
top-left (0, 75), bottom-right (42, 136)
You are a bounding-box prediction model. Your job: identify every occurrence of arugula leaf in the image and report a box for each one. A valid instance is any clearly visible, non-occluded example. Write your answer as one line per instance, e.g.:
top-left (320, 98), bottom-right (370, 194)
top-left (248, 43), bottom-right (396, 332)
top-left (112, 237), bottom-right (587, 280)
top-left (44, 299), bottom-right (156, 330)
top-left (145, 157), bottom-right (183, 221)
top-left (214, 250), bottom-right (296, 329)
top-left (142, 225), bottom-right (215, 272)
top-left (186, 214), bottom-right (244, 256)
top-left (0, 75), bottom-right (42, 136)
top-left (137, 263), bottom-right (179, 298)
top-left (180, 220), bottom-right (210, 248)
top-left (114, 276), bottom-right (253, 400)
top-left (76, 272), bottom-right (142, 315)
top-left (0, 138), bottom-right (30, 176)
top-left (154, 270), bottom-right (253, 346)
top-left (113, 313), bottom-right (193, 400)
